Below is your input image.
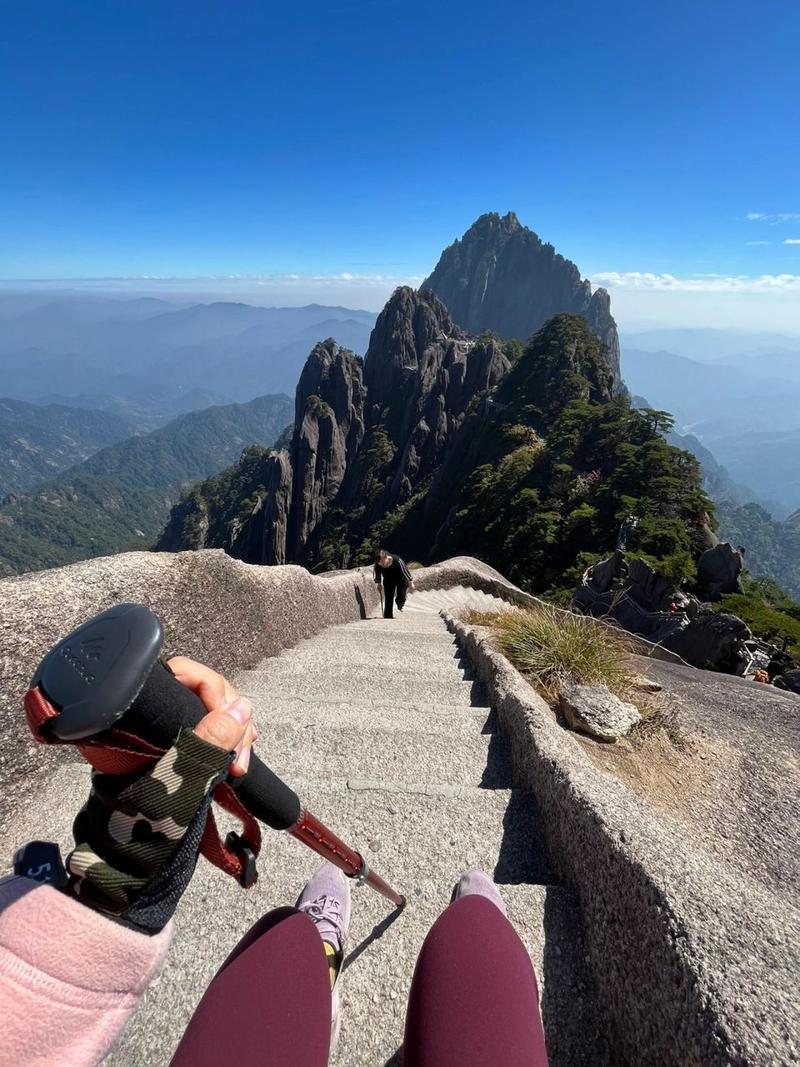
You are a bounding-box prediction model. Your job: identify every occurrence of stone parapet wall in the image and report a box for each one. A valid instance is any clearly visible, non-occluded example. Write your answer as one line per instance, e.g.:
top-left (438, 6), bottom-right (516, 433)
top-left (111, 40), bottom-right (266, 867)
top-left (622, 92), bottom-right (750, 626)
top-left (444, 611), bottom-right (798, 1067)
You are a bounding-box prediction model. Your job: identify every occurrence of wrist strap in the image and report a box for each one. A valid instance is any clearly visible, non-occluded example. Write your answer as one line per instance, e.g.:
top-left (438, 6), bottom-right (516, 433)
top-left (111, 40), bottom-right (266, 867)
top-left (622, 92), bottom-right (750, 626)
top-left (24, 687), bottom-right (261, 887)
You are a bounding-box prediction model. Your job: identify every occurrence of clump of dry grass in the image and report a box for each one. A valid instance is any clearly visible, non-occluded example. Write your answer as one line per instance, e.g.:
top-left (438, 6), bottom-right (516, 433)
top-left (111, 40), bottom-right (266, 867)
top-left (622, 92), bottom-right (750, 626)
top-left (629, 696), bottom-right (687, 749)
top-left (485, 606), bottom-right (637, 702)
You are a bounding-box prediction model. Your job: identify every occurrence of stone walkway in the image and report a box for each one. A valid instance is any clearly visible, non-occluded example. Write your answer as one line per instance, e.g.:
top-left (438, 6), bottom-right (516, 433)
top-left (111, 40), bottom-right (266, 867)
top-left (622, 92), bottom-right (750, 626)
top-left (5, 586), bottom-right (605, 1065)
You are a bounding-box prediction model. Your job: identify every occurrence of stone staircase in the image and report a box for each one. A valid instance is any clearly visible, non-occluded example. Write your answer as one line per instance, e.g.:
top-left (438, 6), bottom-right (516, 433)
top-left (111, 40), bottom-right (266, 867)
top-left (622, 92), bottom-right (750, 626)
top-left (6, 586), bottom-right (606, 1065)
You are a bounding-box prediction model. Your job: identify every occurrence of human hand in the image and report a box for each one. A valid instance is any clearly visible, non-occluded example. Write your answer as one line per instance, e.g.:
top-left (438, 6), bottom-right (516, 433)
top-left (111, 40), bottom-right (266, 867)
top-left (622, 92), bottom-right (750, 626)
top-left (167, 656), bottom-right (257, 775)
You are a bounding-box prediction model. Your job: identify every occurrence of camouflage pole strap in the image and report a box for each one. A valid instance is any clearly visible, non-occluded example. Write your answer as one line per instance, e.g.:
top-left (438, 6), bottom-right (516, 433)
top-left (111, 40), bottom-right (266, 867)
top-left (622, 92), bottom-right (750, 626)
top-left (67, 730), bottom-right (237, 932)
top-left (25, 686), bottom-right (262, 900)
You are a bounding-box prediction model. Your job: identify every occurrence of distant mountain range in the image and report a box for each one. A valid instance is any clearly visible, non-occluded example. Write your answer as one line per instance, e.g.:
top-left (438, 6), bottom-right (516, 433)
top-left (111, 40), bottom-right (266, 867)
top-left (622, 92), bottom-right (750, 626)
top-left (0, 393), bottom-right (292, 575)
top-left (635, 406), bottom-right (800, 600)
top-left (0, 398), bottom-right (134, 497)
top-left (622, 346), bottom-right (800, 518)
top-left (0, 295), bottom-right (375, 423)
top-left (622, 327), bottom-right (800, 364)
top-left (627, 341), bottom-right (800, 598)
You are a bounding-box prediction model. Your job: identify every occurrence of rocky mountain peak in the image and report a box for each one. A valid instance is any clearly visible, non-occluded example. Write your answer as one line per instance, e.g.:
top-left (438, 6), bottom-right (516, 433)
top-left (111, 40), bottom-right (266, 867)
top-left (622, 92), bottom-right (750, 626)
top-left (422, 212), bottom-right (623, 393)
top-left (363, 287), bottom-right (459, 414)
top-left (284, 340), bottom-right (366, 560)
top-left (498, 313), bottom-right (616, 415)
top-left (295, 338), bottom-right (365, 430)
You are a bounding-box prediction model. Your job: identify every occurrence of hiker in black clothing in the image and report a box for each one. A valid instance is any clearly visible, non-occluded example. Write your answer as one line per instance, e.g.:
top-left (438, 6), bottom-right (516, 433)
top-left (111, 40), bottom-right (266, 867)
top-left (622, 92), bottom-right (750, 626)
top-left (374, 549), bottom-right (415, 618)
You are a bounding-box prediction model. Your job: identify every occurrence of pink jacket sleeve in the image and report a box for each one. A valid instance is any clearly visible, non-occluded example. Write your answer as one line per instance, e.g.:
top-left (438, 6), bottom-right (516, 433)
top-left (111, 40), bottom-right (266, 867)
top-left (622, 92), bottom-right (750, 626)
top-left (0, 875), bottom-right (172, 1067)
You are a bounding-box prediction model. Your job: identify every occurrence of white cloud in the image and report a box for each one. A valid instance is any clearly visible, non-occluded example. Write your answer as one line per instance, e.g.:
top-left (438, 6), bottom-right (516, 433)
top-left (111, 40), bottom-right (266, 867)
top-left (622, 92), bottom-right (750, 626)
top-left (111, 271), bottom-right (423, 289)
top-left (785, 239), bottom-right (800, 245)
top-left (745, 240), bottom-right (773, 246)
top-left (746, 212), bottom-right (800, 224)
top-left (593, 271), bottom-right (800, 292)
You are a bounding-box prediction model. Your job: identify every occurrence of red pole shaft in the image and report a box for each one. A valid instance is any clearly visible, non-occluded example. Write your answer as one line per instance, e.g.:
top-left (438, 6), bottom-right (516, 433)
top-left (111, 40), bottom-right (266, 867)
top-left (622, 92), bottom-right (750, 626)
top-left (289, 809), bottom-right (405, 909)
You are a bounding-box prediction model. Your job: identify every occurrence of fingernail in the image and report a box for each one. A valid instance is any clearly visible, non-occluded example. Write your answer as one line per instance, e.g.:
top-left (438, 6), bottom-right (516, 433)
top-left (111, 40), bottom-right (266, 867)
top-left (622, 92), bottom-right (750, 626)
top-left (236, 746), bottom-right (251, 774)
top-left (225, 698), bottom-right (253, 726)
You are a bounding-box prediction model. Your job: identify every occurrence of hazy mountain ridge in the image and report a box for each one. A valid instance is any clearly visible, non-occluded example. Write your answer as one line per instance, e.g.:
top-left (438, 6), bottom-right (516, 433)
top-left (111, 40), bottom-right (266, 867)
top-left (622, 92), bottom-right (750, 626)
top-left (622, 346), bottom-right (800, 518)
top-left (0, 296), bottom-right (376, 420)
top-left (622, 327), bottom-right (800, 366)
top-left (713, 499), bottom-right (800, 601)
top-left (0, 393), bottom-right (292, 575)
top-left (0, 398), bottom-right (134, 497)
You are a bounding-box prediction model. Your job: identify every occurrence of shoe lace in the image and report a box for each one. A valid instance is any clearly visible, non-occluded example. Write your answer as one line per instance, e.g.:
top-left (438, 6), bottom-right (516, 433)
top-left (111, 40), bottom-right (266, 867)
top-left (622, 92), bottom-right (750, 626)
top-left (301, 893), bottom-right (345, 950)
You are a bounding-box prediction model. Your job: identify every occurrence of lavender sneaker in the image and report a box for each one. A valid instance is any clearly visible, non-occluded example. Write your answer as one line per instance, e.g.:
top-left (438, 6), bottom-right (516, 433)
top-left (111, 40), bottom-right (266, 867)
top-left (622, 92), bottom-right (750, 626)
top-left (453, 870), bottom-right (508, 917)
top-left (297, 863), bottom-right (352, 1050)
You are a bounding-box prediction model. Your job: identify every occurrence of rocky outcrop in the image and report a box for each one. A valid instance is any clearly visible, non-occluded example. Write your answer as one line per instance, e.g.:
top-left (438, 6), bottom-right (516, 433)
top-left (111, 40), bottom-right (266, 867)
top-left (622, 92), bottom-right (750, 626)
top-left (560, 682), bottom-right (641, 741)
top-left (775, 667), bottom-right (800, 694)
top-left (362, 287), bottom-right (509, 499)
top-left (574, 547), bottom-right (770, 676)
top-left (696, 541), bottom-right (744, 600)
top-left (285, 340), bottom-right (366, 560)
top-left (184, 339), bottom-right (366, 566)
top-left (230, 448), bottom-right (293, 563)
top-left (422, 211), bottom-right (623, 393)
top-left (583, 287), bottom-right (622, 391)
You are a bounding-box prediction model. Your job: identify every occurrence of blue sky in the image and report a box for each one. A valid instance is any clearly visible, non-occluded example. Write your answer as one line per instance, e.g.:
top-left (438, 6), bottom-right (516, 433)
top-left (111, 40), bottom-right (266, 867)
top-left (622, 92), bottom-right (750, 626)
top-left (1, 1), bottom-right (798, 329)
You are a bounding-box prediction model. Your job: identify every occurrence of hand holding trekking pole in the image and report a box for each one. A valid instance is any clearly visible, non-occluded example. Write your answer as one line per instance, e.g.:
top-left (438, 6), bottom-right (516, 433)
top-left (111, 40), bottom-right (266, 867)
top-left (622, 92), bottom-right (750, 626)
top-left (22, 603), bottom-right (405, 917)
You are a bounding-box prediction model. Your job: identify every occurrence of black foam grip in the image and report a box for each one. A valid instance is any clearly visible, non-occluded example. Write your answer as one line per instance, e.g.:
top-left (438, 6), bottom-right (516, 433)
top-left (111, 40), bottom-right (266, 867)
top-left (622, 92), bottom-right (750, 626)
top-left (118, 663), bottom-right (301, 831)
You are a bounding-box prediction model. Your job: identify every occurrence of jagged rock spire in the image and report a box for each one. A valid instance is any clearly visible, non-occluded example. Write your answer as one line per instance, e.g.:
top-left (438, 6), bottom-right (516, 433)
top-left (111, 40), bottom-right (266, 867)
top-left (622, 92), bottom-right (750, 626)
top-left (422, 211), bottom-right (623, 392)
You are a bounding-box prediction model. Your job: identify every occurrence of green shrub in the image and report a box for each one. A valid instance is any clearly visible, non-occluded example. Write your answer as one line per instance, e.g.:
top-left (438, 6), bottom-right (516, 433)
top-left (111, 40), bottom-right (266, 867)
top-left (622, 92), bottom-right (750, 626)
top-left (714, 592), bottom-right (800, 658)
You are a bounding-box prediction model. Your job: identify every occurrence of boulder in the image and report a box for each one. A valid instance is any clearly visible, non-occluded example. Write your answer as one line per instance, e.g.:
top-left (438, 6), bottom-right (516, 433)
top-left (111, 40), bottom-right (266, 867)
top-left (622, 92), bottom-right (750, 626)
top-left (626, 557), bottom-right (679, 612)
top-left (774, 669), bottom-right (800, 695)
top-left (666, 610), bottom-right (752, 672)
top-left (697, 542), bottom-right (744, 601)
top-left (560, 682), bottom-right (641, 742)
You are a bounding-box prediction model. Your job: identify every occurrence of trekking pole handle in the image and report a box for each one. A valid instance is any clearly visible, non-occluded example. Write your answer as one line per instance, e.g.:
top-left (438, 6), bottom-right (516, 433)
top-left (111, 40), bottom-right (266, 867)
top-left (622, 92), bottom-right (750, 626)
top-left (116, 658), bottom-right (302, 829)
top-left (28, 603), bottom-right (405, 907)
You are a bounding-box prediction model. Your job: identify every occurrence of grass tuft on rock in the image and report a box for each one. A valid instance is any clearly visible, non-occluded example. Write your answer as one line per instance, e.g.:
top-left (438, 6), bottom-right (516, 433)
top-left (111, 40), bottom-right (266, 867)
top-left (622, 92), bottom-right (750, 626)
top-left (485, 606), bottom-right (636, 701)
top-left (629, 696), bottom-right (687, 750)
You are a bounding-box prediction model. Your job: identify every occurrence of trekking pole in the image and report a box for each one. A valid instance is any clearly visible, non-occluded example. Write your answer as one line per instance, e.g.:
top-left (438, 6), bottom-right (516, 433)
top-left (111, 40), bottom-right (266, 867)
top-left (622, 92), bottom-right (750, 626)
top-left (379, 583), bottom-right (384, 617)
top-left (23, 603), bottom-right (405, 910)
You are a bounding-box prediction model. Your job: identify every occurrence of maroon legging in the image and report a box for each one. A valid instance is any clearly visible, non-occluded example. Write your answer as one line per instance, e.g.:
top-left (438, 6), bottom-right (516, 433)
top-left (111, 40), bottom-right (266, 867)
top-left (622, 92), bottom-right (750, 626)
top-left (171, 896), bottom-right (548, 1066)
